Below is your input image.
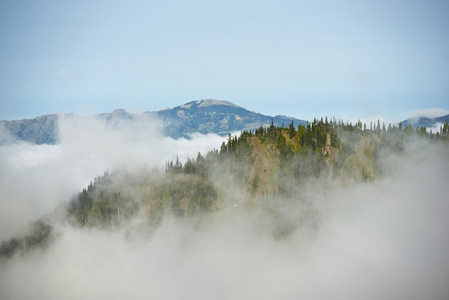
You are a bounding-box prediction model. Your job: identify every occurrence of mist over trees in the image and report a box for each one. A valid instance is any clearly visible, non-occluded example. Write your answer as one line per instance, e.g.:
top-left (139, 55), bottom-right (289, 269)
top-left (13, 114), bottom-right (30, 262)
top-left (2, 118), bottom-right (443, 240)
top-left (60, 118), bottom-right (448, 230)
top-left (1, 118), bottom-right (449, 300)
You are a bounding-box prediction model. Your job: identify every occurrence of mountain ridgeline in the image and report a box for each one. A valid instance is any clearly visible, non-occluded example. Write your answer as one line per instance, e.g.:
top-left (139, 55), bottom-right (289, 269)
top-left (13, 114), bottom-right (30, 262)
top-left (0, 99), bottom-right (306, 144)
top-left (2, 99), bottom-right (449, 145)
top-left (152, 99), bottom-right (306, 138)
top-left (399, 114), bottom-right (449, 131)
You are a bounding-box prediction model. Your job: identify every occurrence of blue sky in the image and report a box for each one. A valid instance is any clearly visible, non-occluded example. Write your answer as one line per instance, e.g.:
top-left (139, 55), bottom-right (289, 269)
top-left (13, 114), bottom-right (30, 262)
top-left (1, 0), bottom-right (448, 122)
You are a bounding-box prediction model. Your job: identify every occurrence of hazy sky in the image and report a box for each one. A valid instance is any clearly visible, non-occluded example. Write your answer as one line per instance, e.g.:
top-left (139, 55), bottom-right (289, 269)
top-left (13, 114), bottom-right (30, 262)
top-left (1, 0), bottom-right (448, 122)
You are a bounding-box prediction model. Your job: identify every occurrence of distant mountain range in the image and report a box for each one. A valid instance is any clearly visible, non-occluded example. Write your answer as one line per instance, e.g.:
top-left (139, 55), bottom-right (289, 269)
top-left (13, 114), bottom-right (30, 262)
top-left (0, 99), bottom-right (306, 145)
top-left (399, 114), bottom-right (449, 131)
top-left (0, 113), bottom-right (59, 145)
top-left (2, 99), bottom-right (448, 145)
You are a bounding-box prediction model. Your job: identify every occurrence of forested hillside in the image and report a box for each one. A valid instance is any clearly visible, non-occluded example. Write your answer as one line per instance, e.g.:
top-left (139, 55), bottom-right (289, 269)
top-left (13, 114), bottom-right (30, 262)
top-left (2, 118), bottom-right (448, 258)
top-left (59, 119), bottom-right (449, 229)
top-left (66, 118), bottom-right (449, 227)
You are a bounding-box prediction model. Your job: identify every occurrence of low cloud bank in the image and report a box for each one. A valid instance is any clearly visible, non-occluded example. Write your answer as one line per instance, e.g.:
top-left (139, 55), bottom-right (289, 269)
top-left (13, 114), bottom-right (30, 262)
top-left (410, 108), bottom-right (449, 119)
top-left (1, 136), bottom-right (448, 299)
top-left (0, 115), bottom-right (226, 240)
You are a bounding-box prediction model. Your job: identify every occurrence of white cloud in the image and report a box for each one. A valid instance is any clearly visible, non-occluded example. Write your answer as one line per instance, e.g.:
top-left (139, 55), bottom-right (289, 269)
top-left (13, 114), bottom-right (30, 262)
top-left (410, 108), bottom-right (449, 119)
top-left (57, 68), bottom-right (70, 77)
top-left (0, 114), bottom-right (227, 240)
top-left (1, 122), bottom-right (449, 299)
top-left (0, 123), bottom-right (16, 145)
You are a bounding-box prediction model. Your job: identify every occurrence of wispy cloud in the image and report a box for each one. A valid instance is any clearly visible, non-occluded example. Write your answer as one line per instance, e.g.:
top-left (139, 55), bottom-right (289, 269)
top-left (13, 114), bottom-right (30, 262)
top-left (57, 68), bottom-right (71, 77)
top-left (1, 139), bottom-right (449, 299)
top-left (410, 108), bottom-right (449, 119)
top-left (0, 114), bottom-right (227, 241)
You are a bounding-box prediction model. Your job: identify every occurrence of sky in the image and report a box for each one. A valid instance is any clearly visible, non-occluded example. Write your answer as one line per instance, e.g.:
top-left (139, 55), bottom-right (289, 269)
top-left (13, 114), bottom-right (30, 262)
top-left (0, 0), bottom-right (448, 122)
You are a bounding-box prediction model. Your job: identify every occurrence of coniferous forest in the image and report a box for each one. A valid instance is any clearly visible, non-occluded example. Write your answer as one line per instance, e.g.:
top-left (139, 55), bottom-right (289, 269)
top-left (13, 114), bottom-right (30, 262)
top-left (1, 119), bottom-right (448, 259)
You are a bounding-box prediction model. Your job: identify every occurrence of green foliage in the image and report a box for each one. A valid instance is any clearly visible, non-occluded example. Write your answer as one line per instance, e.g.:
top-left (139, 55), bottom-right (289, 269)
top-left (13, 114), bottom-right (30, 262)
top-left (0, 220), bottom-right (53, 259)
top-left (67, 117), bottom-right (448, 228)
top-left (68, 163), bottom-right (220, 227)
top-left (5, 115), bottom-right (448, 259)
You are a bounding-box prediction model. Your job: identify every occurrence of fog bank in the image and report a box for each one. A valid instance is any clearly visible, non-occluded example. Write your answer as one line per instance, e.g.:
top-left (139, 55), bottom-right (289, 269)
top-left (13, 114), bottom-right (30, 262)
top-left (1, 140), bottom-right (448, 299)
top-left (0, 115), bottom-right (226, 240)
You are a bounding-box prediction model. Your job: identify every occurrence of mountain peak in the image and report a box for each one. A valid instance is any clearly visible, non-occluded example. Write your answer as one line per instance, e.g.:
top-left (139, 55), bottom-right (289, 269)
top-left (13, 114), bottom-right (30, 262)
top-left (111, 108), bottom-right (129, 115)
top-left (180, 99), bottom-right (241, 109)
top-left (197, 99), bottom-right (241, 108)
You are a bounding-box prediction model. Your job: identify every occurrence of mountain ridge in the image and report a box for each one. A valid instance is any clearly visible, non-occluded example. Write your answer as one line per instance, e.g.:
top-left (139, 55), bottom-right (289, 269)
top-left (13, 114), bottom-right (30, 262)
top-left (0, 99), bottom-right (306, 144)
top-left (399, 114), bottom-right (449, 130)
top-left (4, 98), bottom-right (447, 145)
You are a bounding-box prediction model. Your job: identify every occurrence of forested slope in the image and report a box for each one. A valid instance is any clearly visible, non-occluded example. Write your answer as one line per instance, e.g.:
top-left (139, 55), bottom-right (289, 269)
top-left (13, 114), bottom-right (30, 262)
top-left (63, 118), bottom-right (449, 228)
top-left (2, 118), bottom-right (448, 258)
